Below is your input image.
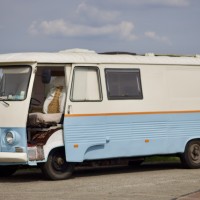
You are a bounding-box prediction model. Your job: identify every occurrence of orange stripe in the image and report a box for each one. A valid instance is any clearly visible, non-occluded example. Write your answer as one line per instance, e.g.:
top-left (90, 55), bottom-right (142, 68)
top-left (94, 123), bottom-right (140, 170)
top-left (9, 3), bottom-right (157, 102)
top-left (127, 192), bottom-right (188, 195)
top-left (64, 110), bottom-right (200, 117)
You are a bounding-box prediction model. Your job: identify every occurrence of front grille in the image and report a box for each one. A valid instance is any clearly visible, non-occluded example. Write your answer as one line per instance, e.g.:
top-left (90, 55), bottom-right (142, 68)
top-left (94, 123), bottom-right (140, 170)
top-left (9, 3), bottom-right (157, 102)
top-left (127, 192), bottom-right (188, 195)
top-left (15, 147), bottom-right (24, 153)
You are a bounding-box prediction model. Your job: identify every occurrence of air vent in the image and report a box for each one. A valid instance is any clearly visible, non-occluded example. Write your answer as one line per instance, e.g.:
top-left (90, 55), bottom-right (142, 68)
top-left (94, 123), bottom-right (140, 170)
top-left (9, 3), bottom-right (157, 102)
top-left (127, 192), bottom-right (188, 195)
top-left (15, 147), bottom-right (24, 153)
top-left (145, 53), bottom-right (155, 56)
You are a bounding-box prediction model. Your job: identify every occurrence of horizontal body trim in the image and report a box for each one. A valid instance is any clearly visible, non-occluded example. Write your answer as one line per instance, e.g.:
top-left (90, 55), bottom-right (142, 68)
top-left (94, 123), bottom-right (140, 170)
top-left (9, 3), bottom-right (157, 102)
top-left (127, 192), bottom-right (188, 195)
top-left (0, 152), bottom-right (27, 163)
top-left (65, 110), bottom-right (200, 117)
top-left (64, 111), bottom-right (200, 162)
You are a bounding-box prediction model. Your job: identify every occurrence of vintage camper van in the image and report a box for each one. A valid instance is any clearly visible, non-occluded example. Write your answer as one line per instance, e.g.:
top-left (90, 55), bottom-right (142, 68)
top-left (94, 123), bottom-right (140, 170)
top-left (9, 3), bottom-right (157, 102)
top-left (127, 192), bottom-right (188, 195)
top-left (1, 49), bottom-right (200, 180)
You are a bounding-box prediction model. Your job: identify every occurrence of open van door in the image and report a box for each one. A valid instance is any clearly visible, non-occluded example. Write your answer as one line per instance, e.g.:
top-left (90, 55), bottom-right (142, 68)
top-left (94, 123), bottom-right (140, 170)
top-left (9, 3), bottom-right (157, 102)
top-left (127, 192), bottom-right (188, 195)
top-left (0, 63), bottom-right (37, 164)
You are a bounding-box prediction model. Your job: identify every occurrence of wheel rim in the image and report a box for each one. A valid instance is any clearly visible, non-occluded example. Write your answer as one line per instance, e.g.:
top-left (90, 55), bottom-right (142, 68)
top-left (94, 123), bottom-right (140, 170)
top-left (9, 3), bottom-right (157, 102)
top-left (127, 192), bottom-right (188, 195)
top-left (52, 151), bottom-right (68, 173)
top-left (189, 143), bottom-right (200, 164)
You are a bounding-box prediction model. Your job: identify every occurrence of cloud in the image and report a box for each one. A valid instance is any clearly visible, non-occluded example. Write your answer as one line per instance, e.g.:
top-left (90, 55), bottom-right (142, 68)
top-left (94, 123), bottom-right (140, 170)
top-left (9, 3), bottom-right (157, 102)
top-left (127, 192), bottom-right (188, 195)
top-left (76, 2), bottom-right (119, 24)
top-left (146, 0), bottom-right (190, 7)
top-left (28, 2), bottom-right (137, 42)
top-left (29, 19), bottom-right (137, 41)
top-left (92, 0), bottom-right (190, 7)
top-left (28, 21), bottom-right (38, 35)
top-left (145, 31), bottom-right (172, 45)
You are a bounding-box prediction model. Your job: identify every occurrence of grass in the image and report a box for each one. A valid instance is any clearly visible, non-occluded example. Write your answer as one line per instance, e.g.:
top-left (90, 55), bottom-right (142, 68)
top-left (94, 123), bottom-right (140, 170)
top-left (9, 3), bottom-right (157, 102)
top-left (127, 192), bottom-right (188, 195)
top-left (144, 156), bottom-right (181, 163)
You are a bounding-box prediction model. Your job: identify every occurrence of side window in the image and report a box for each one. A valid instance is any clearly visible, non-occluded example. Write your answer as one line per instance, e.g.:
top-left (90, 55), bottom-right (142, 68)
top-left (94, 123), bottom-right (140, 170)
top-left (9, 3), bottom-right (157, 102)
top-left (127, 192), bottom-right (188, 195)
top-left (71, 66), bottom-right (102, 101)
top-left (105, 68), bottom-right (143, 100)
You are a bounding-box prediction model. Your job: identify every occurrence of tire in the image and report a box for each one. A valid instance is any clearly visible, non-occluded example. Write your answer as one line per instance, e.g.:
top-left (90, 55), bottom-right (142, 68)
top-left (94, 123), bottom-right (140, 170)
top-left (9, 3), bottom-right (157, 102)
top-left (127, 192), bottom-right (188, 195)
top-left (0, 166), bottom-right (18, 177)
top-left (40, 148), bottom-right (74, 180)
top-left (181, 140), bottom-right (200, 169)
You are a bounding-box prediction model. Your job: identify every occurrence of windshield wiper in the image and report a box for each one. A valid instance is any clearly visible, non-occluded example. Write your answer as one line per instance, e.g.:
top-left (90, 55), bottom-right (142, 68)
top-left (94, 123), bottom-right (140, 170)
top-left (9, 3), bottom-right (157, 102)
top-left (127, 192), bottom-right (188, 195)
top-left (0, 97), bottom-right (10, 106)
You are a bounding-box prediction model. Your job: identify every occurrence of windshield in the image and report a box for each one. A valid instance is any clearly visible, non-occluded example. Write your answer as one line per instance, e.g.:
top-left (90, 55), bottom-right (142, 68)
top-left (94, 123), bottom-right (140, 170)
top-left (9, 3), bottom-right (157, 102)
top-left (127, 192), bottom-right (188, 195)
top-left (0, 66), bottom-right (31, 101)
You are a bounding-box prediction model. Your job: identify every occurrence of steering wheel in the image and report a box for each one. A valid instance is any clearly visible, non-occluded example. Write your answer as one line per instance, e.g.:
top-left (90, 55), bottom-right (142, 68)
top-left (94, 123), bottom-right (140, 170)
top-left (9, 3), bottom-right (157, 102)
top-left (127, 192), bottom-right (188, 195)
top-left (30, 98), bottom-right (41, 106)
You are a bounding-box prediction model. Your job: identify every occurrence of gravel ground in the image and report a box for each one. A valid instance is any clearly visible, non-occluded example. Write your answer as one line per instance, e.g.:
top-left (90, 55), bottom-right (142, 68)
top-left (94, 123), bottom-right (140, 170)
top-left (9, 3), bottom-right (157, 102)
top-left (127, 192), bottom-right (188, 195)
top-left (0, 162), bottom-right (200, 200)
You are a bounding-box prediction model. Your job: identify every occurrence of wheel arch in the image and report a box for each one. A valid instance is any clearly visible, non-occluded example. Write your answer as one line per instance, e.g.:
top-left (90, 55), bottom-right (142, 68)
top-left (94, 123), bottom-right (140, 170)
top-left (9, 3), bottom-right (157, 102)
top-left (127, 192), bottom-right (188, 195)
top-left (183, 138), bottom-right (200, 152)
top-left (40, 145), bottom-right (74, 180)
top-left (41, 129), bottom-right (65, 162)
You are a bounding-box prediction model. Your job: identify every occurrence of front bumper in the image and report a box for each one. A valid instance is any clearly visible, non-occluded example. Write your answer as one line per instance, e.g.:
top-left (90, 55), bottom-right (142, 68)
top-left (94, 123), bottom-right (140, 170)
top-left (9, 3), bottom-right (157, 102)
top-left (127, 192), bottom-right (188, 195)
top-left (0, 152), bottom-right (27, 163)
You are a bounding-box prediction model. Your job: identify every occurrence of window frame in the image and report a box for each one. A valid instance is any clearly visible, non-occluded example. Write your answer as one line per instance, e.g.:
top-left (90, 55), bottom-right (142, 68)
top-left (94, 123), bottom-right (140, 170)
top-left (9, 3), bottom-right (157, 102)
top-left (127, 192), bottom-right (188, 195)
top-left (0, 65), bottom-right (32, 101)
top-left (70, 66), bottom-right (103, 102)
top-left (105, 68), bottom-right (143, 100)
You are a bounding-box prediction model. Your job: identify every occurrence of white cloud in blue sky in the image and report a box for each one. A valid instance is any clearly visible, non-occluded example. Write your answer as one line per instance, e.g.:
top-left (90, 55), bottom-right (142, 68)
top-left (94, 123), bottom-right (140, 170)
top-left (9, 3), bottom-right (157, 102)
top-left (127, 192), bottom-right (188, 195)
top-left (76, 2), bottom-right (120, 24)
top-left (28, 2), bottom-right (135, 40)
top-left (145, 31), bottom-right (172, 45)
top-left (115, 0), bottom-right (190, 7)
top-left (29, 19), bottom-right (137, 41)
top-left (0, 0), bottom-right (199, 54)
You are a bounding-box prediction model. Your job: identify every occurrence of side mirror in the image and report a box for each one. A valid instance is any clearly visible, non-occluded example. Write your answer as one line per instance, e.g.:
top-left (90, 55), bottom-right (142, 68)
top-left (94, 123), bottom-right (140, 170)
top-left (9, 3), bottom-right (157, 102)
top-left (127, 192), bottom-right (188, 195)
top-left (42, 69), bottom-right (51, 84)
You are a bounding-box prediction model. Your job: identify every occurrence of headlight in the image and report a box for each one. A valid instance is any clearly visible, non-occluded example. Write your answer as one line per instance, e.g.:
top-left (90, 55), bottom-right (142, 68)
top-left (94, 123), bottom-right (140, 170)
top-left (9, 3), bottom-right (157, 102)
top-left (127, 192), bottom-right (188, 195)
top-left (5, 131), bottom-right (15, 145)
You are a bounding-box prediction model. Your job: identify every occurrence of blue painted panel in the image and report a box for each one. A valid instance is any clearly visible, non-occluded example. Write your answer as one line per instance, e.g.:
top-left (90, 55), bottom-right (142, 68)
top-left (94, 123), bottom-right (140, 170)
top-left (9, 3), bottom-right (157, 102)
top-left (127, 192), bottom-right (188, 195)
top-left (0, 127), bottom-right (27, 153)
top-left (64, 113), bottom-right (200, 162)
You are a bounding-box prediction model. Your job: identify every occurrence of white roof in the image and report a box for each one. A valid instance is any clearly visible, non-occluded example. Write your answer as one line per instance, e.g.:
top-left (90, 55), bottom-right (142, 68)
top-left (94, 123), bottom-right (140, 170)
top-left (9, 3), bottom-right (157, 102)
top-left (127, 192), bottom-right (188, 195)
top-left (0, 48), bottom-right (200, 66)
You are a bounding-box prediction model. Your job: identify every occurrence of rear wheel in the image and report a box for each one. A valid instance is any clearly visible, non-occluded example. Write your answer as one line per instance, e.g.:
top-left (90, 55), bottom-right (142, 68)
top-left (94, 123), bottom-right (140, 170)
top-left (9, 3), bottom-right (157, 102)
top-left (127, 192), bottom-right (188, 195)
top-left (40, 148), bottom-right (74, 180)
top-left (0, 166), bottom-right (18, 177)
top-left (181, 140), bottom-right (200, 169)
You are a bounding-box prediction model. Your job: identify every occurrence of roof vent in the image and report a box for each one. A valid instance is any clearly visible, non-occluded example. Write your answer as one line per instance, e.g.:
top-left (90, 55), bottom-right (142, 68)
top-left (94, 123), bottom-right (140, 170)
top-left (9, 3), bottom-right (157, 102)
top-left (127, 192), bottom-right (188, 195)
top-left (145, 53), bottom-right (155, 56)
top-left (59, 48), bottom-right (96, 54)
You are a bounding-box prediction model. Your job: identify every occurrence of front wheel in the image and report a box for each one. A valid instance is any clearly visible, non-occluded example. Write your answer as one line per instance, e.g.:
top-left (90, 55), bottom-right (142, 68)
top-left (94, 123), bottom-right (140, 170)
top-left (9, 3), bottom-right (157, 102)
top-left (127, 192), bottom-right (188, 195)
top-left (40, 148), bottom-right (74, 180)
top-left (181, 140), bottom-right (200, 169)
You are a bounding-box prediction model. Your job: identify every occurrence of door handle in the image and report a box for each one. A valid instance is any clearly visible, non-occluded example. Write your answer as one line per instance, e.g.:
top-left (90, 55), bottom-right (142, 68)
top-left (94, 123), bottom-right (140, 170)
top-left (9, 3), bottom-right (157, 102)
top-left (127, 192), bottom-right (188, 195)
top-left (67, 105), bottom-right (72, 114)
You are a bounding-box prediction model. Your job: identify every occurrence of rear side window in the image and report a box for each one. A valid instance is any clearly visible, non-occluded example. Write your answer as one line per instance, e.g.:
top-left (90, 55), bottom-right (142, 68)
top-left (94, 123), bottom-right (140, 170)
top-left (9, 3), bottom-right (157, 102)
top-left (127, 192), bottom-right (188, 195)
top-left (105, 68), bottom-right (143, 100)
top-left (71, 66), bottom-right (102, 102)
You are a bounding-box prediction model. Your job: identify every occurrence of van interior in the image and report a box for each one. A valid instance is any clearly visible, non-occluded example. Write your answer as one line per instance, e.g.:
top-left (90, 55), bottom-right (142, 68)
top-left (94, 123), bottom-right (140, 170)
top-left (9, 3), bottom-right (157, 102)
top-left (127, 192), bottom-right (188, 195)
top-left (27, 67), bottom-right (66, 148)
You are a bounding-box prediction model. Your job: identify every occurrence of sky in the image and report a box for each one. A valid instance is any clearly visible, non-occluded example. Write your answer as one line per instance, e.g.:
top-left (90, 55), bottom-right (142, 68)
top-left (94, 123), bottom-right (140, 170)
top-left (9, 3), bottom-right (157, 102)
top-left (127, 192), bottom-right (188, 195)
top-left (0, 0), bottom-right (199, 55)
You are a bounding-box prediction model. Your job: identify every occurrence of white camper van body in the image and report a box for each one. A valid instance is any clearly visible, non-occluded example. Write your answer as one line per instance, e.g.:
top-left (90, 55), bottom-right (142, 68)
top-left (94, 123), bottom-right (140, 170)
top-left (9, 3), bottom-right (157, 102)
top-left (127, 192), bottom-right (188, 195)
top-left (1, 49), bottom-right (200, 179)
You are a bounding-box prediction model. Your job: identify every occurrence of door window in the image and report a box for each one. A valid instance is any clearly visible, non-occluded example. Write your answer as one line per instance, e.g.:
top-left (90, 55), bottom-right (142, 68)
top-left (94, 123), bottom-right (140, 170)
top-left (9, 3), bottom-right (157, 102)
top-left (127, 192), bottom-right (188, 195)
top-left (0, 66), bottom-right (31, 101)
top-left (71, 67), bottom-right (102, 101)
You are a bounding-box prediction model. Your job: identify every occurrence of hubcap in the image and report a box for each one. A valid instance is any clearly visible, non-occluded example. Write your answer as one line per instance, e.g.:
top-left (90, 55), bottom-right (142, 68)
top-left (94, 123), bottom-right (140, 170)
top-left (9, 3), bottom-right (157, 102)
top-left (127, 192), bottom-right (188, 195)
top-left (190, 144), bottom-right (200, 163)
top-left (56, 157), bottom-right (64, 165)
top-left (52, 153), bottom-right (67, 171)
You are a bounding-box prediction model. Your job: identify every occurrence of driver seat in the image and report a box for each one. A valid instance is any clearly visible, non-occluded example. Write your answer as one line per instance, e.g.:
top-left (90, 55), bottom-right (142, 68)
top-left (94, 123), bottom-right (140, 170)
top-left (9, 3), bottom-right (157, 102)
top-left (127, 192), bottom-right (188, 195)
top-left (28, 77), bottom-right (66, 127)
